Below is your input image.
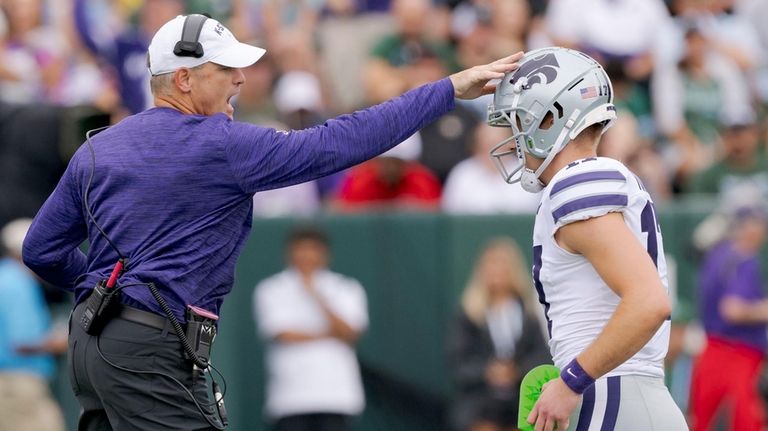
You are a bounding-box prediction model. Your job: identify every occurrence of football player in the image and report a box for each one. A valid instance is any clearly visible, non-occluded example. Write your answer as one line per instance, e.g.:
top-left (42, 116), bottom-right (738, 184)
top-left (487, 47), bottom-right (687, 431)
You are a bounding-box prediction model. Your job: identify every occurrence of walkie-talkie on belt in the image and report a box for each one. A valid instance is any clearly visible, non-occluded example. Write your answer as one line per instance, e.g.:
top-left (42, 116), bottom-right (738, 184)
top-left (80, 259), bottom-right (125, 335)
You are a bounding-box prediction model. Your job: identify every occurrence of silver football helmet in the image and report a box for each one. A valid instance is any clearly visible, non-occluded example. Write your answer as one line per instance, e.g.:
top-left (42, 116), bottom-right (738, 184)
top-left (487, 47), bottom-right (617, 192)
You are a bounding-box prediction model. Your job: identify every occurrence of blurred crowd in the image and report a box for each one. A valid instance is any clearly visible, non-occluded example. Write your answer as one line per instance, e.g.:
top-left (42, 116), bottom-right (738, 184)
top-left (2, 0), bottom-right (768, 220)
top-left (5, 0), bottom-right (768, 430)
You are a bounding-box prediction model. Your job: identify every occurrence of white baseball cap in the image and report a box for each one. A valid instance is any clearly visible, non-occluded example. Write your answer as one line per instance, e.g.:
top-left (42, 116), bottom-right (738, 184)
top-left (147, 15), bottom-right (266, 76)
top-left (273, 71), bottom-right (322, 113)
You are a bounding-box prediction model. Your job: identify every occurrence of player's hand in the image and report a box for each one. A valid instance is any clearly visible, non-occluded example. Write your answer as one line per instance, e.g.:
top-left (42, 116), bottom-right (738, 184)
top-left (449, 52), bottom-right (523, 100)
top-left (527, 377), bottom-right (580, 431)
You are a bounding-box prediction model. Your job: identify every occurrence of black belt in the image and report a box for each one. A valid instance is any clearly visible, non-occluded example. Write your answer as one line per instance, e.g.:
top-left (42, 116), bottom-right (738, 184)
top-left (118, 305), bottom-right (174, 331)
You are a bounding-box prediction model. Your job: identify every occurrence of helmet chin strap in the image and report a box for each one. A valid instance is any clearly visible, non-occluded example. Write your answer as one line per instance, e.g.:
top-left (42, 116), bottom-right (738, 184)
top-left (520, 168), bottom-right (544, 193)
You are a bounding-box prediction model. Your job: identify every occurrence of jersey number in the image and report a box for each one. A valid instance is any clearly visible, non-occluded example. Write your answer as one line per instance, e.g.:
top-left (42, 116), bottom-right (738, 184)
top-left (640, 201), bottom-right (659, 268)
top-left (532, 245), bottom-right (552, 338)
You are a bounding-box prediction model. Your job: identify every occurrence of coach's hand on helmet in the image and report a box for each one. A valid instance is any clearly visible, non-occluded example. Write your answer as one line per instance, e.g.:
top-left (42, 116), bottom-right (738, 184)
top-left (449, 52), bottom-right (524, 100)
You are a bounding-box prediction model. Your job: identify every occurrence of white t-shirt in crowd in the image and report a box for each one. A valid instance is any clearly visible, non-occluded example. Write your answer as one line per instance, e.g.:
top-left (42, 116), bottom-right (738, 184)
top-left (442, 158), bottom-right (541, 214)
top-left (545, 0), bottom-right (671, 57)
top-left (253, 268), bottom-right (368, 419)
top-left (252, 181), bottom-right (320, 217)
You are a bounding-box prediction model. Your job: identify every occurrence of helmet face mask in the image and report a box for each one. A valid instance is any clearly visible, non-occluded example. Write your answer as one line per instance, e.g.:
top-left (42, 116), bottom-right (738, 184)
top-left (487, 47), bottom-right (617, 190)
top-left (488, 103), bottom-right (556, 186)
top-left (488, 130), bottom-right (522, 185)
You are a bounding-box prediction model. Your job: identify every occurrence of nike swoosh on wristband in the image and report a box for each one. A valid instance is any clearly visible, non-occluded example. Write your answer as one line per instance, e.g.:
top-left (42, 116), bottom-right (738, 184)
top-left (566, 368), bottom-right (577, 378)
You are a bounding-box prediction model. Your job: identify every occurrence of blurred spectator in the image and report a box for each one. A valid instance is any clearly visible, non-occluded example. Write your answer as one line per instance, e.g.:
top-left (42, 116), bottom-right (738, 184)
top-left (0, 219), bottom-right (65, 431)
top-left (485, 0), bottom-right (530, 55)
top-left (601, 56), bottom-right (672, 203)
top-left (666, 0), bottom-right (764, 119)
top-left (690, 204), bottom-right (768, 431)
top-left (686, 117), bottom-right (768, 197)
top-left (364, 0), bottom-right (458, 104)
top-left (599, 114), bottom-right (673, 203)
top-left (545, 0), bottom-right (671, 82)
top-left (604, 58), bottom-right (654, 136)
top-left (0, 0), bottom-right (117, 109)
top-left (0, 0), bottom-right (67, 104)
top-left (676, 0), bottom-right (762, 73)
top-left (233, 54), bottom-right (279, 124)
top-left (736, 0), bottom-right (768, 54)
top-left (735, 0), bottom-right (768, 105)
top-left (419, 102), bottom-right (479, 184)
top-left (73, 0), bottom-right (184, 117)
top-left (227, 0), bottom-right (265, 45)
top-left (0, 0), bottom-right (120, 107)
top-left (273, 69), bottom-right (327, 129)
top-left (451, 0), bottom-right (530, 62)
top-left (260, 0), bottom-right (322, 73)
top-left (315, 8), bottom-right (395, 112)
top-left (333, 134), bottom-right (442, 211)
top-left (652, 21), bottom-right (753, 186)
top-left (442, 123), bottom-right (541, 214)
top-left (253, 181), bottom-right (322, 217)
top-left (254, 226), bottom-right (367, 431)
top-left (452, 1), bottom-right (495, 64)
top-left (448, 237), bottom-right (550, 431)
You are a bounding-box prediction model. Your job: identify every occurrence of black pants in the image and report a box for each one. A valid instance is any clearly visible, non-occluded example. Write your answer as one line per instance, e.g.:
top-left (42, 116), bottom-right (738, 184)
top-left (69, 302), bottom-right (222, 431)
top-left (274, 413), bottom-right (351, 431)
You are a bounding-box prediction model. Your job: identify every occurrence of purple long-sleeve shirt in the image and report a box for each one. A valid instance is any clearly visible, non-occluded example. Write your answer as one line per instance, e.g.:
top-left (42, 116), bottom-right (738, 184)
top-left (699, 240), bottom-right (768, 352)
top-left (23, 78), bottom-right (454, 321)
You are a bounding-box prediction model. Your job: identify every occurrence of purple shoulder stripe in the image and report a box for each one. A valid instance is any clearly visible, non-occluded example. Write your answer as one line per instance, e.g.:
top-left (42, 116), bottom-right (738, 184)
top-left (550, 170), bottom-right (626, 197)
top-left (552, 194), bottom-right (628, 223)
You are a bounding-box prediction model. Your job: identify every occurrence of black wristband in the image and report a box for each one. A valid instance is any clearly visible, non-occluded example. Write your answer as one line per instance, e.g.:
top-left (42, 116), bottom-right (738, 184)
top-left (560, 358), bottom-right (595, 394)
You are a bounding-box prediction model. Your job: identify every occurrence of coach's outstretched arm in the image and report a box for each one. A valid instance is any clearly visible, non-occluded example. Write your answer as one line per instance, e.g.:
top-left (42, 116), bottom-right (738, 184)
top-left (527, 212), bottom-right (671, 431)
top-left (224, 53), bottom-right (523, 194)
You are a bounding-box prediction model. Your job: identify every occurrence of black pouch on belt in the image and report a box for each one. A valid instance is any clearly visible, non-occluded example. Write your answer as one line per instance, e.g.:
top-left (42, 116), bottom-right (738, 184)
top-left (184, 305), bottom-right (218, 366)
top-left (185, 305), bottom-right (228, 425)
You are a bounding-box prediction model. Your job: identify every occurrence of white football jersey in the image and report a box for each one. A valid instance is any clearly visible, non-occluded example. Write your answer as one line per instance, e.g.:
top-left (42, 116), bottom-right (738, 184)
top-left (532, 157), bottom-right (670, 378)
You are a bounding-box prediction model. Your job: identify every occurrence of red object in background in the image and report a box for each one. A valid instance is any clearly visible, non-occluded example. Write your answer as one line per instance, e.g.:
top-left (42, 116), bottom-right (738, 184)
top-left (690, 335), bottom-right (766, 431)
top-left (336, 159), bottom-right (442, 210)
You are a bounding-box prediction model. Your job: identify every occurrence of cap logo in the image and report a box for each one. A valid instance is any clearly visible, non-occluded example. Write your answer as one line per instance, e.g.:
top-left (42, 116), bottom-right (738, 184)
top-left (214, 23), bottom-right (224, 36)
top-left (511, 52), bottom-right (560, 90)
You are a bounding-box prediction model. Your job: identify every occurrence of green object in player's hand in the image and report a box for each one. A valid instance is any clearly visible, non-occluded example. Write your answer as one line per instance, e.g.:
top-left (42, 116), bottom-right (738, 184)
top-left (518, 364), bottom-right (561, 431)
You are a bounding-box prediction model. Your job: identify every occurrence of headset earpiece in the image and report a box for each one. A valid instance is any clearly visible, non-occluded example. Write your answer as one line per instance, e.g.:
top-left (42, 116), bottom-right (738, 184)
top-left (173, 14), bottom-right (208, 58)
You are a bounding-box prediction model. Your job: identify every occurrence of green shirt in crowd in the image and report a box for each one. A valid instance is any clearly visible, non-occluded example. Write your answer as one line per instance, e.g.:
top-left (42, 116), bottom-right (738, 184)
top-left (687, 155), bottom-right (768, 196)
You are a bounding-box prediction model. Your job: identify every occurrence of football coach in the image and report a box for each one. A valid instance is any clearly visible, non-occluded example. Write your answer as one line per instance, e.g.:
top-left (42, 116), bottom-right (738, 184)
top-left (21, 13), bottom-right (522, 431)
